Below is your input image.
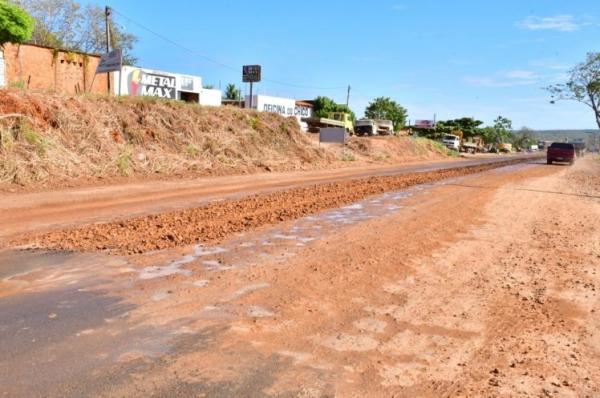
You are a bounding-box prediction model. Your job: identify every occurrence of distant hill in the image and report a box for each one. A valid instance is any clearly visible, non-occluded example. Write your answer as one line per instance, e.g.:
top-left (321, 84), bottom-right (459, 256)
top-left (532, 129), bottom-right (598, 137)
top-left (530, 129), bottom-right (600, 150)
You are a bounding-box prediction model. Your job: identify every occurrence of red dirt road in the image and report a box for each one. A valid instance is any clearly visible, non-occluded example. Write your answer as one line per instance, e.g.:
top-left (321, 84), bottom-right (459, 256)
top-left (0, 154), bottom-right (537, 245)
top-left (0, 155), bottom-right (597, 397)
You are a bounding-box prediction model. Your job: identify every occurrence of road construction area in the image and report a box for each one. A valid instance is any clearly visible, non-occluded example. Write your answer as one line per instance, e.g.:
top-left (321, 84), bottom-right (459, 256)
top-left (0, 154), bottom-right (599, 397)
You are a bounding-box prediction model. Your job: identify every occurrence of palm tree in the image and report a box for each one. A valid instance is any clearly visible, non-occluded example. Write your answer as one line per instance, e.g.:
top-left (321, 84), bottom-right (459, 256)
top-left (224, 83), bottom-right (240, 100)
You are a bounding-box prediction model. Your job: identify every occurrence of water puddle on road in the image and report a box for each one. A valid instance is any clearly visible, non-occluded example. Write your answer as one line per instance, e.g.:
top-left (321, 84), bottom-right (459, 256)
top-left (141, 179), bottom-right (440, 281)
top-left (140, 162), bottom-right (537, 283)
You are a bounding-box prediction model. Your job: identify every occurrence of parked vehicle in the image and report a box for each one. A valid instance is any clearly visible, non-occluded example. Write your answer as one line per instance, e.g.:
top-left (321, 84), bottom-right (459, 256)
top-left (498, 143), bottom-right (512, 153)
top-left (355, 119), bottom-right (394, 136)
top-left (302, 112), bottom-right (354, 134)
top-left (461, 136), bottom-right (484, 153)
top-left (374, 120), bottom-right (394, 135)
top-left (442, 134), bottom-right (461, 151)
top-left (354, 119), bottom-right (375, 136)
top-left (570, 141), bottom-right (586, 157)
top-left (329, 112), bottom-right (354, 134)
top-left (547, 142), bottom-right (576, 165)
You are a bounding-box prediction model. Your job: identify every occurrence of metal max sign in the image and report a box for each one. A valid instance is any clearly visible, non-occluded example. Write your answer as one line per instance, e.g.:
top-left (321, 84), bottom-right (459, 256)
top-left (129, 69), bottom-right (176, 99)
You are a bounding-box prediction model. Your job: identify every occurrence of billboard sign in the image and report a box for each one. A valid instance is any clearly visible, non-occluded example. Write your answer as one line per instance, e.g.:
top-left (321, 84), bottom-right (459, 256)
top-left (415, 120), bottom-right (435, 129)
top-left (246, 95), bottom-right (313, 122)
top-left (96, 49), bottom-right (122, 73)
top-left (320, 127), bottom-right (347, 144)
top-left (129, 69), bottom-right (177, 99)
top-left (242, 65), bottom-right (261, 82)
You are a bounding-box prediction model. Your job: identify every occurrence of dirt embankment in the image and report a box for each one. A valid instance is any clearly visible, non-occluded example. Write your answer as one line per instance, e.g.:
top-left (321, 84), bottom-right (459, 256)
top-left (18, 158), bottom-right (529, 254)
top-left (0, 90), bottom-right (450, 190)
top-left (0, 90), bottom-right (329, 187)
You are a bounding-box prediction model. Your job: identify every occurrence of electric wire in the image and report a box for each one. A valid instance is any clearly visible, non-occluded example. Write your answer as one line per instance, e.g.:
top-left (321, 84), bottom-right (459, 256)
top-left (111, 8), bottom-right (346, 91)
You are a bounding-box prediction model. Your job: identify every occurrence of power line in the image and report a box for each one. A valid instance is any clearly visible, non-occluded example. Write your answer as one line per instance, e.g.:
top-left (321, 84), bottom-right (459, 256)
top-left (111, 9), bottom-right (237, 72)
top-left (111, 8), bottom-right (346, 91)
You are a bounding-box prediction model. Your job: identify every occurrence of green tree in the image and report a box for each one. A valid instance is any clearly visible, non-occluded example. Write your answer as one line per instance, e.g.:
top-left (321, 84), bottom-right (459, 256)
top-left (511, 126), bottom-right (536, 151)
top-left (547, 52), bottom-right (600, 129)
top-left (224, 83), bottom-right (240, 100)
top-left (13, 0), bottom-right (137, 64)
top-left (480, 116), bottom-right (514, 144)
top-left (436, 117), bottom-right (484, 138)
top-left (0, 1), bottom-right (34, 45)
top-left (364, 97), bottom-right (407, 130)
top-left (313, 96), bottom-right (356, 121)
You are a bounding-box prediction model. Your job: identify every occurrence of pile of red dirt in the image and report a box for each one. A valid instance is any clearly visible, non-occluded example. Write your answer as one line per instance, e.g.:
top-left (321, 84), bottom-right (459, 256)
top-left (17, 159), bottom-right (527, 254)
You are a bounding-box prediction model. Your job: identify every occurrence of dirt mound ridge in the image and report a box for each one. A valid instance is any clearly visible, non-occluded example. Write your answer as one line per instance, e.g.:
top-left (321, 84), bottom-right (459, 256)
top-left (18, 159), bottom-right (527, 254)
top-left (0, 89), bottom-right (331, 187)
top-left (345, 135), bottom-right (451, 162)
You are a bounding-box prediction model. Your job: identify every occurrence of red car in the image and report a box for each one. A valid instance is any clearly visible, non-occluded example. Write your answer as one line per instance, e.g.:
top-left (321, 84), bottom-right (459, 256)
top-left (547, 142), bottom-right (575, 165)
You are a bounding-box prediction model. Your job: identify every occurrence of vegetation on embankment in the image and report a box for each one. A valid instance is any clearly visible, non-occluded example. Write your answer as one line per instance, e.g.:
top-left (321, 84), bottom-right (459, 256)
top-left (0, 90), bottom-right (451, 189)
top-left (0, 90), bottom-right (333, 187)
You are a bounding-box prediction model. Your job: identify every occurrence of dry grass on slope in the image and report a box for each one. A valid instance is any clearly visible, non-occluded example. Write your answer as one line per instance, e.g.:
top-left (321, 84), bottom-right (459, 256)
top-left (0, 90), bottom-right (331, 188)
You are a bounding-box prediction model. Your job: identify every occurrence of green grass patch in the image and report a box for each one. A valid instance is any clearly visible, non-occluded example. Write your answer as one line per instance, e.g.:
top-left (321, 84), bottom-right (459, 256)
top-left (116, 147), bottom-right (133, 176)
top-left (0, 128), bottom-right (15, 152)
top-left (9, 80), bottom-right (25, 89)
top-left (21, 126), bottom-right (51, 157)
top-left (249, 117), bottom-right (259, 130)
top-left (186, 143), bottom-right (199, 157)
top-left (373, 152), bottom-right (390, 161)
top-left (414, 137), bottom-right (453, 156)
top-left (341, 152), bottom-right (357, 161)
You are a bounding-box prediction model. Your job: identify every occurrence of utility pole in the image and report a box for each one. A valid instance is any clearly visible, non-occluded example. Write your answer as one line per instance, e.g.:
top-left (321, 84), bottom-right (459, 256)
top-left (105, 6), bottom-right (112, 93)
top-left (346, 85), bottom-right (351, 107)
top-left (249, 82), bottom-right (254, 109)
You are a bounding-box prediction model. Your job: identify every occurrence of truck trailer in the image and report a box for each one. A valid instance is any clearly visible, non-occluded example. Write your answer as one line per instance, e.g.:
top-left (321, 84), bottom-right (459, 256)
top-left (355, 119), bottom-right (394, 136)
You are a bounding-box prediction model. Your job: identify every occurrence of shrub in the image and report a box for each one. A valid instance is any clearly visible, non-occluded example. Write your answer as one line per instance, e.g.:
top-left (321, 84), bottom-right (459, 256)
top-left (0, 2), bottom-right (34, 45)
top-left (186, 143), bottom-right (199, 157)
top-left (341, 152), bottom-right (356, 161)
top-left (116, 147), bottom-right (133, 176)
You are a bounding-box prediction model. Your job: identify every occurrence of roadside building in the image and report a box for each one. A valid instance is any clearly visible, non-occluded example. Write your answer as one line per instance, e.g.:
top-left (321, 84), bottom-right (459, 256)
top-left (0, 43), bottom-right (222, 107)
top-left (0, 43), bottom-right (109, 94)
top-left (115, 66), bottom-right (221, 106)
top-left (245, 94), bottom-right (313, 130)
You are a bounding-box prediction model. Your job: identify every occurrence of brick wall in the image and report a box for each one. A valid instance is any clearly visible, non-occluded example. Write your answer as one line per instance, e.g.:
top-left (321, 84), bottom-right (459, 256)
top-left (1, 43), bottom-right (111, 94)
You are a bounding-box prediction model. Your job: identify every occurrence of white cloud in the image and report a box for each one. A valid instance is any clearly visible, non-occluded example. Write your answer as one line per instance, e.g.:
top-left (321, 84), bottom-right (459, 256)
top-left (392, 4), bottom-right (406, 11)
top-left (517, 15), bottom-right (590, 32)
top-left (463, 70), bottom-right (539, 87)
top-left (529, 59), bottom-right (570, 70)
top-left (504, 70), bottom-right (539, 80)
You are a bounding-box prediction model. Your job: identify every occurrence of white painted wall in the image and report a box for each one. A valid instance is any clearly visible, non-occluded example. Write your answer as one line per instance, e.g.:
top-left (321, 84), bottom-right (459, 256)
top-left (245, 94), bottom-right (313, 128)
top-left (115, 66), bottom-right (220, 104)
top-left (199, 88), bottom-right (222, 106)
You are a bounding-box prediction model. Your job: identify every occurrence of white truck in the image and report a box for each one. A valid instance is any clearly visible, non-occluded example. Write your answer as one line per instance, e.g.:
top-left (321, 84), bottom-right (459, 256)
top-left (442, 134), bottom-right (461, 151)
top-left (354, 119), bottom-right (394, 136)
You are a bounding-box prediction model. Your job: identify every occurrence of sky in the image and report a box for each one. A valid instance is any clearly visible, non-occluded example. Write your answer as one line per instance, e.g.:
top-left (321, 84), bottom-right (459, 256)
top-left (88, 0), bottom-right (600, 130)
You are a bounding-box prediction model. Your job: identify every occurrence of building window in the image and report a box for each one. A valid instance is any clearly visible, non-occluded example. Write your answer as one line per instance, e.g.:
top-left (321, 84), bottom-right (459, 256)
top-left (181, 77), bottom-right (194, 91)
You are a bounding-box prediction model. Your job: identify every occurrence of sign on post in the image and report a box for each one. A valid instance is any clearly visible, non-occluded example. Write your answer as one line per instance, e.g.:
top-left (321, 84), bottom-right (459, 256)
top-left (96, 49), bottom-right (122, 73)
top-left (129, 69), bottom-right (177, 99)
top-left (415, 120), bottom-right (435, 129)
top-left (243, 65), bottom-right (261, 109)
top-left (319, 127), bottom-right (347, 144)
top-left (242, 65), bottom-right (261, 82)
